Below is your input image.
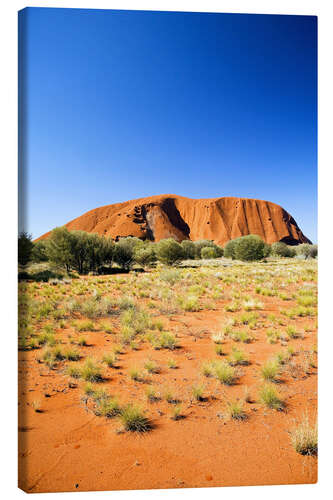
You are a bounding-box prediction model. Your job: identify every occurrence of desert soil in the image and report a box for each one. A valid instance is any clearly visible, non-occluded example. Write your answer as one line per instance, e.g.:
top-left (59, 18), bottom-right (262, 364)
top-left (18, 259), bottom-right (317, 493)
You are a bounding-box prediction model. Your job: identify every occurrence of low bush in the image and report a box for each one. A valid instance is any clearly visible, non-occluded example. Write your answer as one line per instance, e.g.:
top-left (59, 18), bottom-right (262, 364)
top-left (296, 244), bottom-right (317, 259)
top-left (259, 384), bottom-right (284, 410)
top-left (80, 359), bottom-right (103, 382)
top-left (155, 239), bottom-right (185, 265)
top-left (271, 242), bottom-right (296, 258)
top-left (120, 405), bottom-right (152, 432)
top-left (290, 415), bottom-right (317, 455)
top-left (214, 361), bottom-right (236, 385)
top-left (225, 399), bottom-right (246, 420)
top-left (95, 397), bottom-right (121, 418)
top-left (260, 360), bottom-right (280, 382)
top-left (180, 240), bottom-right (196, 259)
top-left (134, 245), bottom-right (157, 267)
top-left (201, 247), bottom-right (218, 259)
top-left (194, 240), bottom-right (223, 259)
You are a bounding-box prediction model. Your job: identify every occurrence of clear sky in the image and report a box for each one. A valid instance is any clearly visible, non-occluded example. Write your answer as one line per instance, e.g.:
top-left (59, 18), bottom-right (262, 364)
top-left (19, 8), bottom-right (317, 242)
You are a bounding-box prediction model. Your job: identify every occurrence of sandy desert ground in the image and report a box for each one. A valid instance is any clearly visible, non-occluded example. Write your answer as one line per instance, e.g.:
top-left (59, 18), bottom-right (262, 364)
top-left (18, 258), bottom-right (317, 493)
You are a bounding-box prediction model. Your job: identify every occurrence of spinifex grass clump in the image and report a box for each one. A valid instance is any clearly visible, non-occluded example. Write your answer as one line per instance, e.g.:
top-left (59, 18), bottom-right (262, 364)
top-left (214, 361), bottom-right (236, 385)
top-left (120, 308), bottom-right (152, 335)
top-left (230, 330), bottom-right (252, 344)
top-left (129, 367), bottom-right (144, 382)
top-left (120, 405), bottom-right (152, 432)
top-left (170, 405), bottom-right (183, 421)
top-left (80, 358), bottom-right (103, 382)
top-left (102, 352), bottom-right (117, 368)
top-left (83, 382), bottom-right (96, 396)
top-left (260, 360), bottom-right (280, 382)
top-left (99, 321), bottom-right (113, 334)
top-left (239, 312), bottom-right (259, 327)
top-left (146, 386), bottom-right (160, 402)
top-left (202, 361), bottom-right (216, 377)
top-left (290, 415), bottom-right (317, 456)
top-left (37, 332), bottom-right (56, 347)
top-left (286, 325), bottom-right (298, 339)
top-left (242, 299), bottom-right (263, 311)
top-left (228, 346), bottom-right (249, 366)
top-left (63, 348), bottom-right (80, 361)
top-left (259, 384), bottom-right (284, 410)
top-left (95, 397), bottom-right (121, 418)
top-left (266, 329), bottom-right (281, 344)
top-left (192, 384), bottom-right (205, 401)
top-left (211, 332), bottom-right (225, 344)
top-left (164, 388), bottom-right (179, 404)
top-left (225, 399), bottom-right (246, 420)
top-left (153, 332), bottom-right (177, 350)
top-left (66, 363), bottom-right (81, 379)
top-left (120, 325), bottom-right (136, 345)
top-left (225, 302), bottom-right (240, 313)
top-left (274, 349), bottom-right (291, 366)
top-left (144, 359), bottom-right (160, 374)
top-left (75, 320), bottom-right (94, 332)
top-left (215, 344), bottom-right (224, 356)
top-left (167, 358), bottom-right (177, 369)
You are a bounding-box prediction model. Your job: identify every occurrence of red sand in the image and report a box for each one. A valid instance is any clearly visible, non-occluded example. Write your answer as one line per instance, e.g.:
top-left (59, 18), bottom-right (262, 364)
top-left (18, 274), bottom-right (317, 493)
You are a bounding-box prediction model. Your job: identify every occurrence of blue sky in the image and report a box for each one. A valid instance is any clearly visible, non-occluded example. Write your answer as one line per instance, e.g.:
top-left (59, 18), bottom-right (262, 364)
top-left (19, 8), bottom-right (317, 242)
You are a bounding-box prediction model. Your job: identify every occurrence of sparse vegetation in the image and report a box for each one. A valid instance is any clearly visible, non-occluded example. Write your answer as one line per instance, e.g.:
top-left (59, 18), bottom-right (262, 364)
top-left (192, 384), bottom-right (205, 401)
top-left (290, 415), bottom-right (317, 455)
top-left (120, 405), bottom-right (152, 432)
top-left (260, 360), bottom-right (280, 382)
top-left (259, 384), bottom-right (284, 410)
top-left (19, 243), bottom-right (317, 488)
top-left (214, 361), bottom-right (236, 385)
top-left (225, 399), bottom-right (246, 420)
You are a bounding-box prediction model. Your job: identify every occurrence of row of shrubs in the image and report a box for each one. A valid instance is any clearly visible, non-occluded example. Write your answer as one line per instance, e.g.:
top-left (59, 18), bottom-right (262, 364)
top-left (18, 229), bottom-right (317, 273)
top-left (224, 236), bottom-right (317, 261)
top-left (18, 228), bottom-right (224, 271)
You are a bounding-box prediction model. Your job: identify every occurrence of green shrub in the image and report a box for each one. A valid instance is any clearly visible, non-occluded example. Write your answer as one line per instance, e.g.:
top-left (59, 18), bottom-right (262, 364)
top-left (134, 246), bottom-right (156, 267)
top-left (18, 231), bottom-right (33, 265)
top-left (180, 240), bottom-right (196, 259)
top-left (296, 244), bottom-right (317, 259)
top-left (31, 240), bottom-right (49, 262)
top-left (46, 227), bottom-right (75, 272)
top-left (113, 237), bottom-right (139, 270)
top-left (309, 244), bottom-right (318, 258)
top-left (234, 235), bottom-right (270, 261)
top-left (194, 240), bottom-right (223, 259)
top-left (271, 242), bottom-right (296, 258)
top-left (224, 238), bottom-right (239, 259)
top-left (155, 239), bottom-right (185, 265)
top-left (201, 247), bottom-right (217, 259)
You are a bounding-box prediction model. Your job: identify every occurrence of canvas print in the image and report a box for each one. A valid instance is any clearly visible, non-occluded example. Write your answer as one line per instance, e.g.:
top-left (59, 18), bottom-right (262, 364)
top-left (18, 8), bottom-right (318, 493)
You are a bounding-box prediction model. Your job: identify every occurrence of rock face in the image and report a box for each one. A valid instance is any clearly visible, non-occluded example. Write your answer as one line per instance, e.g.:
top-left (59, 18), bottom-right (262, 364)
top-left (38, 194), bottom-right (311, 246)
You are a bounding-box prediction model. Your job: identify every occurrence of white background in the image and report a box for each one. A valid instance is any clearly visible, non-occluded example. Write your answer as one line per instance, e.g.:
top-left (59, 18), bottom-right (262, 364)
top-left (1, 1), bottom-right (332, 499)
